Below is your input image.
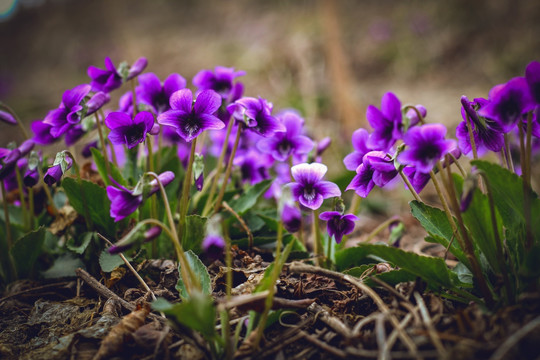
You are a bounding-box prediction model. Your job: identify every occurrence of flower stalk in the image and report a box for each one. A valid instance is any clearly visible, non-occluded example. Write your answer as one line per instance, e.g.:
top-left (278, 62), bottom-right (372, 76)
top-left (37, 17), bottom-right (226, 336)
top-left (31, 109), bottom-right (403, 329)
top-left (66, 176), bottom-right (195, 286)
top-left (214, 122), bottom-right (243, 213)
top-left (202, 114), bottom-right (234, 217)
top-left (96, 110), bottom-right (112, 183)
top-left (177, 138), bottom-right (198, 242)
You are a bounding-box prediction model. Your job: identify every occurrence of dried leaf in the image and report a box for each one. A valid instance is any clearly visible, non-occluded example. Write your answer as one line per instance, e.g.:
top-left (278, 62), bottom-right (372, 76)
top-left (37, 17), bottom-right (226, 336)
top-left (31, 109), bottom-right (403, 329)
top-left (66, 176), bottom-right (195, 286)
top-left (49, 205), bottom-right (78, 235)
top-left (92, 303), bottom-right (150, 360)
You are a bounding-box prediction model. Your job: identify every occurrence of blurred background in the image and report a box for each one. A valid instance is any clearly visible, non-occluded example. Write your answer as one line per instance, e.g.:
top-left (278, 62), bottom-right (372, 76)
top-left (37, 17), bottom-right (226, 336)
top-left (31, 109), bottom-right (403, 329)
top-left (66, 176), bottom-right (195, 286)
top-left (1, 0), bottom-right (539, 150)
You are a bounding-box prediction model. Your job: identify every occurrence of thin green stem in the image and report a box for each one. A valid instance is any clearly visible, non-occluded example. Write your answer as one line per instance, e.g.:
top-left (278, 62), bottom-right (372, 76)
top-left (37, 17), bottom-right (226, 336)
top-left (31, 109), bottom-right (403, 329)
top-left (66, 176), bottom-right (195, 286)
top-left (214, 122), bottom-right (243, 213)
top-left (28, 187), bottom-right (34, 228)
top-left (522, 115), bottom-right (534, 250)
top-left (363, 216), bottom-right (401, 243)
top-left (312, 209), bottom-right (323, 266)
top-left (177, 138), bottom-right (198, 240)
top-left (444, 165), bottom-right (494, 307)
top-left (252, 221), bottom-right (284, 350)
top-left (0, 102), bottom-right (29, 139)
top-left (95, 111), bottom-right (112, 183)
top-left (503, 133), bottom-right (514, 173)
top-left (465, 114), bottom-right (478, 160)
top-left (38, 166), bottom-right (57, 216)
top-left (145, 172), bottom-right (198, 295)
top-left (66, 152), bottom-right (92, 230)
top-left (398, 169), bottom-right (422, 202)
top-left (289, 157), bottom-right (305, 246)
top-left (403, 105), bottom-right (426, 126)
top-left (14, 167), bottom-right (28, 229)
top-left (1, 181), bottom-right (13, 249)
top-left (202, 117), bottom-right (234, 217)
top-left (131, 79), bottom-right (138, 117)
top-left (478, 172), bottom-right (513, 304)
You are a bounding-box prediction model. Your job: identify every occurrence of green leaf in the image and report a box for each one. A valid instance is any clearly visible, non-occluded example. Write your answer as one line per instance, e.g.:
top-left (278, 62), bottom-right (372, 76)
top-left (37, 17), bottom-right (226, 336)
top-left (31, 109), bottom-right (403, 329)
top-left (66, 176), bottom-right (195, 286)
top-left (10, 227), bottom-right (46, 278)
top-left (335, 246), bottom-right (377, 271)
top-left (356, 244), bottom-right (463, 289)
top-left (152, 291), bottom-right (217, 341)
top-left (43, 254), bottom-right (85, 278)
top-left (176, 250), bottom-right (212, 299)
top-left (91, 148), bottom-right (126, 186)
top-left (62, 177), bottom-right (116, 236)
top-left (425, 235), bottom-right (469, 269)
top-left (410, 200), bottom-right (470, 269)
top-left (229, 179), bottom-right (272, 214)
top-left (365, 269), bottom-right (418, 287)
top-left (343, 265), bottom-right (374, 277)
top-left (99, 250), bottom-right (131, 272)
top-left (182, 215), bottom-right (208, 253)
top-left (66, 232), bottom-right (95, 255)
top-left (410, 200), bottom-right (454, 241)
top-left (459, 178), bottom-right (504, 273)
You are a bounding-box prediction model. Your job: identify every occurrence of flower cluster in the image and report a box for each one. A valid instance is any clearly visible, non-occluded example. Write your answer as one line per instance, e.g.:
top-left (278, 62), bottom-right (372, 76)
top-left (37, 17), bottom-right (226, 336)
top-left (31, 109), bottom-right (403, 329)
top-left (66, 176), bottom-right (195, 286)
top-left (343, 91), bottom-right (457, 197)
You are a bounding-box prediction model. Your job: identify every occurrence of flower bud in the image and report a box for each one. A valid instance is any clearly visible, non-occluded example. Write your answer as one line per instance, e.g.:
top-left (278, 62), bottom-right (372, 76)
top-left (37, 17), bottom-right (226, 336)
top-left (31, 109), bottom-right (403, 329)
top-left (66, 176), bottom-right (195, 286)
top-left (127, 57), bottom-right (148, 80)
top-left (86, 92), bottom-right (110, 116)
top-left (282, 203), bottom-right (302, 233)
top-left (0, 110), bottom-right (17, 125)
top-left (202, 235), bottom-right (225, 260)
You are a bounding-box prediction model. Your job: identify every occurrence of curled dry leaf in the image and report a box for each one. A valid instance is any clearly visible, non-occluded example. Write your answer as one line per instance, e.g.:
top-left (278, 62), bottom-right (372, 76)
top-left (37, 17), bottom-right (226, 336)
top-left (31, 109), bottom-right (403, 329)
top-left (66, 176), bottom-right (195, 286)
top-left (92, 303), bottom-right (150, 360)
top-left (49, 205), bottom-right (78, 235)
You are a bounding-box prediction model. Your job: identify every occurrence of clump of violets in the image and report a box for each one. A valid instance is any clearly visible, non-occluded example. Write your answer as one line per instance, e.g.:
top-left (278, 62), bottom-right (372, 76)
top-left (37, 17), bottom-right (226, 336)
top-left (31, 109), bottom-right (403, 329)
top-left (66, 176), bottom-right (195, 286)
top-left (319, 211), bottom-right (358, 244)
top-left (107, 171), bottom-right (175, 222)
top-left (287, 163), bottom-right (341, 210)
top-left (105, 111), bottom-right (155, 149)
top-left (157, 89), bottom-right (224, 142)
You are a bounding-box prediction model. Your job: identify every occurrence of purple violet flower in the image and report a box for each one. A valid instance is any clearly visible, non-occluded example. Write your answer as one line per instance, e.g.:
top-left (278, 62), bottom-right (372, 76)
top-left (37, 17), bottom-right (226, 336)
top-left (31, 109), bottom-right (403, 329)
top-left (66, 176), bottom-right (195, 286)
top-left (86, 92), bottom-right (111, 116)
top-left (126, 57), bottom-right (148, 80)
top-left (23, 167), bottom-right (39, 187)
top-left (346, 151), bottom-right (397, 198)
top-left (44, 156), bottom-right (72, 186)
top-left (287, 163), bottom-right (341, 210)
top-left (315, 137), bottom-right (332, 162)
top-left (138, 73), bottom-right (187, 114)
top-left (107, 171), bottom-right (175, 222)
top-left (343, 128), bottom-right (372, 171)
top-left (105, 111), bottom-right (155, 149)
top-left (525, 61), bottom-right (540, 105)
top-left (233, 149), bottom-right (272, 185)
top-left (43, 84), bottom-right (91, 137)
top-left (478, 77), bottom-right (534, 133)
top-left (319, 211), bottom-right (358, 244)
top-left (0, 110), bottom-right (17, 125)
top-left (157, 89), bottom-right (224, 142)
top-left (202, 234), bottom-right (225, 260)
top-left (456, 96), bottom-right (504, 156)
top-left (282, 203), bottom-right (302, 233)
top-left (398, 124), bottom-right (456, 174)
top-left (31, 120), bottom-right (56, 145)
top-left (402, 166), bottom-right (431, 194)
top-left (256, 111), bottom-right (314, 162)
top-left (405, 104), bottom-right (427, 127)
top-left (193, 66), bottom-right (246, 100)
top-left (0, 149), bottom-right (21, 180)
top-left (227, 97), bottom-right (286, 137)
top-left (87, 57), bottom-right (123, 93)
top-left (82, 140), bottom-right (99, 158)
top-left (366, 92), bottom-right (403, 151)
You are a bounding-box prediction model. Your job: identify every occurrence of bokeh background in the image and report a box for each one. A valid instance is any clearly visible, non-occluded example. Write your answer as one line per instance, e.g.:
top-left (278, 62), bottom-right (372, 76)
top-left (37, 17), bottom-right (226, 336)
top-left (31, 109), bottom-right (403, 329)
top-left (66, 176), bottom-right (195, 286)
top-left (1, 0), bottom-right (539, 153)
